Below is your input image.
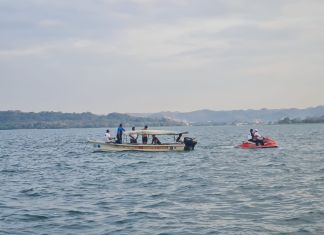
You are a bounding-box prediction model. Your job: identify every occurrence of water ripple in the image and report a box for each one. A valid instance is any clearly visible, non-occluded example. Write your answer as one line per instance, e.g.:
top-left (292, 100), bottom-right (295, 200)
top-left (0, 125), bottom-right (324, 234)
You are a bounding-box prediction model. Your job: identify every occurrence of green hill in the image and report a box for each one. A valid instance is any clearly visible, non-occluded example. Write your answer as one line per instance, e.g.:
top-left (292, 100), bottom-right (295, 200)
top-left (0, 111), bottom-right (184, 130)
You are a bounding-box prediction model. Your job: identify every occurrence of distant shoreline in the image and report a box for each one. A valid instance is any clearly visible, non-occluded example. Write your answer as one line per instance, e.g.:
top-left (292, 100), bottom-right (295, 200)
top-left (0, 108), bottom-right (323, 130)
top-left (0, 111), bottom-right (184, 130)
top-left (1, 121), bottom-right (323, 131)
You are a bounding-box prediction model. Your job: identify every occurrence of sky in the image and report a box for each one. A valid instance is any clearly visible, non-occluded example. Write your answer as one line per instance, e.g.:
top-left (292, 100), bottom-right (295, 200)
top-left (1, 0), bottom-right (324, 114)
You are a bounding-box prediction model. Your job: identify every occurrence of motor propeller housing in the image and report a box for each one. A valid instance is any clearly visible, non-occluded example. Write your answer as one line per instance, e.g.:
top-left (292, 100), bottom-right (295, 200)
top-left (184, 137), bottom-right (197, 151)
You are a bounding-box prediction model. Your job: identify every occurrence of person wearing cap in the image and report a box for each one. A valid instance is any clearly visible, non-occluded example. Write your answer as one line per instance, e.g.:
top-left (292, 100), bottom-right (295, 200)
top-left (142, 125), bottom-right (148, 144)
top-left (105, 129), bottom-right (112, 143)
top-left (129, 126), bottom-right (138, 144)
top-left (116, 123), bottom-right (125, 144)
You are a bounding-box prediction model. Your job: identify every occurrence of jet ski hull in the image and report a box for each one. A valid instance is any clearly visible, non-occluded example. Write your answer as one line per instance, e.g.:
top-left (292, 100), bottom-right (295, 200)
top-left (238, 137), bottom-right (278, 149)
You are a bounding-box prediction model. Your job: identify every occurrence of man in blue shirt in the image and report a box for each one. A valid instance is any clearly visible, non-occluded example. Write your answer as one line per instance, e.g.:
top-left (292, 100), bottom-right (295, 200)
top-left (116, 123), bottom-right (125, 144)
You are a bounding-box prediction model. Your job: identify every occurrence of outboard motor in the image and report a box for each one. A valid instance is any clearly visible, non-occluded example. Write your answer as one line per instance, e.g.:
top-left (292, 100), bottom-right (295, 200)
top-left (184, 137), bottom-right (197, 151)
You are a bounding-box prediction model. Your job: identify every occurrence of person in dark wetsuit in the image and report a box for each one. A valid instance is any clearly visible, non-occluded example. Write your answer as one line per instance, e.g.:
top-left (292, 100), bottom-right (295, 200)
top-left (116, 123), bottom-right (125, 144)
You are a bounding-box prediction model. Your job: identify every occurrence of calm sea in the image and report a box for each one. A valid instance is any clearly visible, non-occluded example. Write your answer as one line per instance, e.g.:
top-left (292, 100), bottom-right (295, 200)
top-left (0, 125), bottom-right (323, 234)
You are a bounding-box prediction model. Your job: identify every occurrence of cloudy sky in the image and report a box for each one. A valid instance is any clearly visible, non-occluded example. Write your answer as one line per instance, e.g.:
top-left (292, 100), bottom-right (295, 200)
top-left (1, 0), bottom-right (323, 113)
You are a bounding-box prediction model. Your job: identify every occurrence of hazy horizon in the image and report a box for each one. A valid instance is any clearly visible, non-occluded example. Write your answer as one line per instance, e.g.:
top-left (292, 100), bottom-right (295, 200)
top-left (1, 0), bottom-right (324, 113)
top-left (2, 104), bottom-right (323, 116)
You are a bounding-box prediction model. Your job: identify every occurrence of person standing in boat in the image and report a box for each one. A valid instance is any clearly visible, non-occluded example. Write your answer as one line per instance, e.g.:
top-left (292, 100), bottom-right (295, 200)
top-left (142, 125), bottom-right (148, 144)
top-left (105, 129), bottom-right (112, 143)
top-left (176, 133), bottom-right (183, 143)
top-left (129, 127), bottom-right (138, 144)
top-left (116, 123), bottom-right (125, 144)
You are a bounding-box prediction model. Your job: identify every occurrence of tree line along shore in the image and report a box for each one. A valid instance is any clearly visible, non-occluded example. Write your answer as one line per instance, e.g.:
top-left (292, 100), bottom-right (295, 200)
top-left (0, 111), bottom-right (183, 130)
top-left (0, 111), bottom-right (323, 130)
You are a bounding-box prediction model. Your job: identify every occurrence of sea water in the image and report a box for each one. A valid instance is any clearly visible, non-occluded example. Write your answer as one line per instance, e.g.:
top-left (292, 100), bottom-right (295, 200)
top-left (0, 124), bottom-right (323, 234)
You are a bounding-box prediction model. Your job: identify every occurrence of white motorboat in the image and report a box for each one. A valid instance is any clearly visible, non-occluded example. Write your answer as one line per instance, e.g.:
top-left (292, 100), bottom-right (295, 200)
top-left (88, 130), bottom-right (197, 152)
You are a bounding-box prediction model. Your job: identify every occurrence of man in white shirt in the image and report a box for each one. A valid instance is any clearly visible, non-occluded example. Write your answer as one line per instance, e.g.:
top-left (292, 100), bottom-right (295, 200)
top-left (105, 129), bottom-right (112, 143)
top-left (129, 127), bottom-right (138, 144)
top-left (253, 129), bottom-right (264, 145)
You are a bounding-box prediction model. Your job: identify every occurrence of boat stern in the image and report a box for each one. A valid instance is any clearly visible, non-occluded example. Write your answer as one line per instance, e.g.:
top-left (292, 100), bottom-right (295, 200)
top-left (184, 137), bottom-right (197, 151)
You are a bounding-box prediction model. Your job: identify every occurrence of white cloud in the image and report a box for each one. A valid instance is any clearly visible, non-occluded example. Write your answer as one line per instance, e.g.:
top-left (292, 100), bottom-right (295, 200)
top-left (0, 0), bottom-right (324, 112)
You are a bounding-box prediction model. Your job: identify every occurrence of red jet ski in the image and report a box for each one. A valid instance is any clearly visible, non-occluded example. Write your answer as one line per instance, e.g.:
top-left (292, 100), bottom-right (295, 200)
top-left (238, 137), bottom-right (278, 149)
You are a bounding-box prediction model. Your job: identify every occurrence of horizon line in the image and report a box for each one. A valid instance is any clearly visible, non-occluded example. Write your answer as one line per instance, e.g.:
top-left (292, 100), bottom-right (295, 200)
top-left (1, 105), bottom-right (323, 115)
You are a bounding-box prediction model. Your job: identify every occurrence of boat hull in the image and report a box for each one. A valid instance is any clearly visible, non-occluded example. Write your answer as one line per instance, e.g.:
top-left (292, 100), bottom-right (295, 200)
top-left (238, 137), bottom-right (278, 149)
top-left (88, 140), bottom-right (187, 152)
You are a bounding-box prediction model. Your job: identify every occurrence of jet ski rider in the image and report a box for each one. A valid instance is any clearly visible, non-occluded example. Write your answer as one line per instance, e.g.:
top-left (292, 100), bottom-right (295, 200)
top-left (252, 129), bottom-right (264, 146)
top-left (248, 129), bottom-right (254, 142)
